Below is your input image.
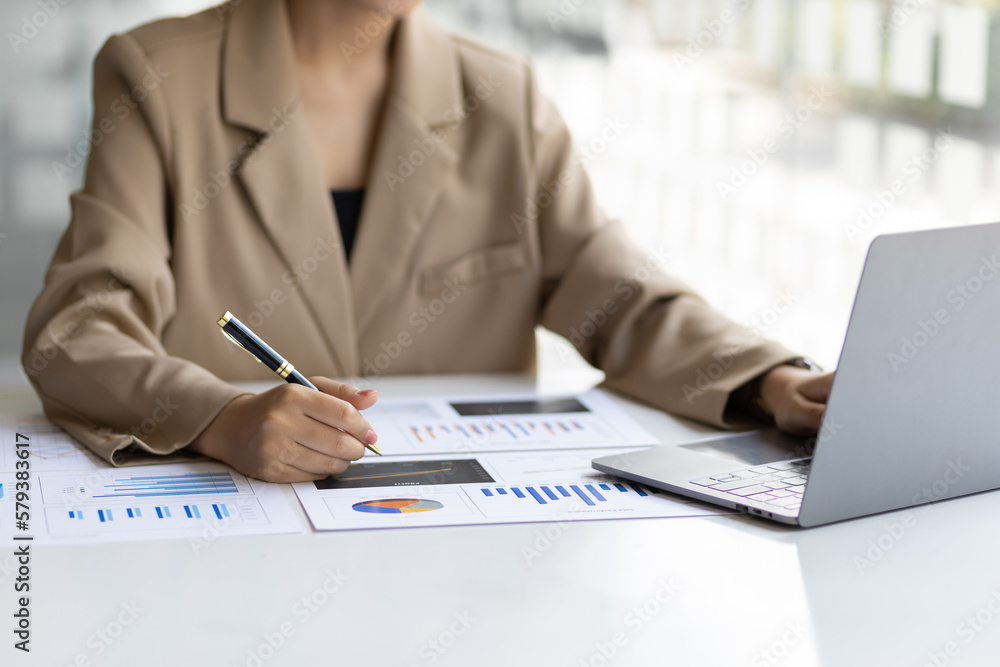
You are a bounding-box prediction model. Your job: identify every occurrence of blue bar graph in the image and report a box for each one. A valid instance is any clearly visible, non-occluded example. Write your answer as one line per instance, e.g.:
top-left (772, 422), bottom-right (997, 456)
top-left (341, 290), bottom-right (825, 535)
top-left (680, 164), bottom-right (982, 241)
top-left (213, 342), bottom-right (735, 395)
top-left (478, 482), bottom-right (655, 507)
top-left (52, 500), bottom-right (248, 536)
top-left (93, 472), bottom-right (239, 499)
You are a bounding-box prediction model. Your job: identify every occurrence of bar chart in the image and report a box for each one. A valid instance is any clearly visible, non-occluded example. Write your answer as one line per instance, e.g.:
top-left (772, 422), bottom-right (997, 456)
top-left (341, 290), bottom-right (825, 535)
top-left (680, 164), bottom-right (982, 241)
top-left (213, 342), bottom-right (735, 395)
top-left (400, 417), bottom-right (614, 449)
top-left (90, 471), bottom-right (240, 498)
top-left (479, 481), bottom-right (653, 507)
top-left (40, 470), bottom-right (250, 504)
top-left (65, 502), bottom-right (233, 522)
top-left (470, 477), bottom-right (669, 518)
top-left (44, 498), bottom-right (268, 537)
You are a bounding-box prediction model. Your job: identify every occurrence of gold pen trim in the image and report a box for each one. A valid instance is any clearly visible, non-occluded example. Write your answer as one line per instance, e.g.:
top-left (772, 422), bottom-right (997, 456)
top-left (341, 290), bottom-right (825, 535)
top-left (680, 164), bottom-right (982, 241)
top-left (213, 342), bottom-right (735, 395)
top-left (276, 360), bottom-right (294, 378)
top-left (217, 311), bottom-right (234, 327)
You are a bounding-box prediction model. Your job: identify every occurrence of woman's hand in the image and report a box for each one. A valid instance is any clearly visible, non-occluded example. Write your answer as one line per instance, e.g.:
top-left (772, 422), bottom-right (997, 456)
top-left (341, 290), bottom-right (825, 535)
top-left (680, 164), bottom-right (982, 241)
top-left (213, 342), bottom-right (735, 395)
top-left (757, 366), bottom-right (835, 435)
top-left (189, 377), bottom-right (379, 482)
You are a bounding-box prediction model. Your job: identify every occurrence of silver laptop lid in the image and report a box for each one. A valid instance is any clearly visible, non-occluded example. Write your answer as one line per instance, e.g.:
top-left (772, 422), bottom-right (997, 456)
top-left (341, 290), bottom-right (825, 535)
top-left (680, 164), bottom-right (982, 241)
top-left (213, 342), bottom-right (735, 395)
top-left (799, 222), bottom-right (1000, 526)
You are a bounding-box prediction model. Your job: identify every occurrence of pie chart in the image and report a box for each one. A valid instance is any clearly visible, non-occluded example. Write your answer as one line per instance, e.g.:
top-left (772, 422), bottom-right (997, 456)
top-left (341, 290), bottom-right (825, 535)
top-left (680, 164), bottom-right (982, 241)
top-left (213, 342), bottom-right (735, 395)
top-left (352, 499), bottom-right (444, 514)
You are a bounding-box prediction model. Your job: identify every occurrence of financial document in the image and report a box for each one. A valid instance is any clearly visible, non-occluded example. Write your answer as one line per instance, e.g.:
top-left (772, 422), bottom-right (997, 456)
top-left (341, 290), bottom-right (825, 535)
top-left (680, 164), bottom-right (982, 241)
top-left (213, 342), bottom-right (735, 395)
top-left (359, 389), bottom-right (657, 454)
top-left (293, 389), bottom-right (728, 530)
top-left (0, 414), bottom-right (302, 545)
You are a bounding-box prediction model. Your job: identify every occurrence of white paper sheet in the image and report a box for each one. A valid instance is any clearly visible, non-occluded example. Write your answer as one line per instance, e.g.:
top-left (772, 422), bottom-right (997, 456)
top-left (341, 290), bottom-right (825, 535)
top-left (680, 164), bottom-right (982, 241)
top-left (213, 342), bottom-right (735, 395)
top-left (294, 390), bottom-right (730, 531)
top-left (361, 388), bottom-right (661, 456)
top-left (293, 448), bottom-right (727, 531)
top-left (0, 415), bottom-right (302, 545)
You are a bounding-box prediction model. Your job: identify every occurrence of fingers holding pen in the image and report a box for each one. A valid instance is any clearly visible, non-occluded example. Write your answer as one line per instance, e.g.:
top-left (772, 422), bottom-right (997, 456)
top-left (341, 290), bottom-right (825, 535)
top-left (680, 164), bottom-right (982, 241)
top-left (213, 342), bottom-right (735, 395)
top-left (304, 377), bottom-right (380, 452)
top-left (311, 376), bottom-right (379, 410)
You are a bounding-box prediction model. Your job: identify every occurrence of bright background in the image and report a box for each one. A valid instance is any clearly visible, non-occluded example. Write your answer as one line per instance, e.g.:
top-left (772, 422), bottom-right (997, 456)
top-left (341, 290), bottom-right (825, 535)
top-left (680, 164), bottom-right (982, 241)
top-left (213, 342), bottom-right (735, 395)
top-left (2, 0), bottom-right (999, 386)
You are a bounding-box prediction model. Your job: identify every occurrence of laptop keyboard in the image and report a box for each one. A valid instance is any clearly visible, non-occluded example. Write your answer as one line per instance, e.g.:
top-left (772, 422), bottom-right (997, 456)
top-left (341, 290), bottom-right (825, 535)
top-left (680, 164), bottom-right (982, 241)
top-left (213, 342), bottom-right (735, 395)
top-left (691, 458), bottom-right (812, 513)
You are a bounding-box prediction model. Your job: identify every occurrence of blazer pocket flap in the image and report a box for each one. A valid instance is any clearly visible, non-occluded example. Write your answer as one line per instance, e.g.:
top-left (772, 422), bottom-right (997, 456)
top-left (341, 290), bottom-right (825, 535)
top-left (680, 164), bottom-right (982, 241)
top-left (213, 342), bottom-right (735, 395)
top-left (420, 242), bottom-right (529, 294)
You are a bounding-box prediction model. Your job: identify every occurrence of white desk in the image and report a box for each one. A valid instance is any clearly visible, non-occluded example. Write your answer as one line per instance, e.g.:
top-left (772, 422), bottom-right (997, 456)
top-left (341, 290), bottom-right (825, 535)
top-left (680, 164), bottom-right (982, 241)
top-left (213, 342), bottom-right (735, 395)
top-left (2, 374), bottom-right (999, 667)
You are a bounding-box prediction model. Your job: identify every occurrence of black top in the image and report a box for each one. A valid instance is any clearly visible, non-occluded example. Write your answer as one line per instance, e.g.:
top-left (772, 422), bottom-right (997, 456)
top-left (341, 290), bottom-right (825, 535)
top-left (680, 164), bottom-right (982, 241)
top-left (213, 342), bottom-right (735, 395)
top-left (331, 188), bottom-right (364, 262)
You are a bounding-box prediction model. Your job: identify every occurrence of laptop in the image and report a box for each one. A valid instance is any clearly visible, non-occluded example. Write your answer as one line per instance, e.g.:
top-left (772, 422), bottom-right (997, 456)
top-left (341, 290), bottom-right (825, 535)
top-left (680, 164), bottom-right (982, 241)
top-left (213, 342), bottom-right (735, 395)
top-left (593, 222), bottom-right (1000, 527)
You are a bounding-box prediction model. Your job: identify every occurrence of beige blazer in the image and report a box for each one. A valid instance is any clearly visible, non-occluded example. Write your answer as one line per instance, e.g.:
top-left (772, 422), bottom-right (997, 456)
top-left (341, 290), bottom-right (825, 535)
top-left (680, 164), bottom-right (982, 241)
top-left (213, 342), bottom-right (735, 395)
top-left (22, 0), bottom-right (796, 464)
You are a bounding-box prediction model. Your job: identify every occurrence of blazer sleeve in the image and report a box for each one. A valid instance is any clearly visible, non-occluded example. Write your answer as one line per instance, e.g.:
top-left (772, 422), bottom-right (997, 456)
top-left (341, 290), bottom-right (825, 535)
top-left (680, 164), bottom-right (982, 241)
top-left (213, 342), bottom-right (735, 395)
top-left (21, 35), bottom-right (245, 465)
top-left (526, 67), bottom-right (799, 427)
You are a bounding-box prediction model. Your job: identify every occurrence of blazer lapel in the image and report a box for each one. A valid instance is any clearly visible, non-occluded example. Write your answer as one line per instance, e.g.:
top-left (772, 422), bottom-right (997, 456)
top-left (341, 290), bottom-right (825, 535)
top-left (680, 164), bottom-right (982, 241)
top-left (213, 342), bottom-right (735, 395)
top-left (349, 8), bottom-right (462, 334)
top-left (222, 0), bottom-right (358, 374)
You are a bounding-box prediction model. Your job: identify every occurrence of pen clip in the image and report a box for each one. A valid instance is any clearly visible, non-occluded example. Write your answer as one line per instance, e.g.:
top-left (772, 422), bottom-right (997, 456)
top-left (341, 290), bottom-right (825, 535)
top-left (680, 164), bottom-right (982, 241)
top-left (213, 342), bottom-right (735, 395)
top-left (220, 328), bottom-right (262, 363)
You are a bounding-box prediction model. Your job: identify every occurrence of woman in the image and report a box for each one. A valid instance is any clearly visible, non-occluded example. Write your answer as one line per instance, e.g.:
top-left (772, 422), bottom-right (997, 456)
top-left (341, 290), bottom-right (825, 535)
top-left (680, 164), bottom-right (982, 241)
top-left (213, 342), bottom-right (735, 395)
top-left (22, 0), bottom-right (832, 482)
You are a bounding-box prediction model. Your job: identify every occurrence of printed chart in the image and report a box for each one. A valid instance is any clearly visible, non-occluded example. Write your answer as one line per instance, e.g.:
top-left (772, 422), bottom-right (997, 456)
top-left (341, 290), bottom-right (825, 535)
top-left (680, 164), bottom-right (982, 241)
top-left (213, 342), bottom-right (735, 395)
top-left (43, 495), bottom-right (272, 539)
top-left (363, 390), bottom-right (660, 456)
top-left (42, 470), bottom-right (250, 500)
top-left (19, 463), bottom-right (299, 543)
top-left (294, 449), bottom-right (726, 530)
top-left (0, 415), bottom-right (302, 544)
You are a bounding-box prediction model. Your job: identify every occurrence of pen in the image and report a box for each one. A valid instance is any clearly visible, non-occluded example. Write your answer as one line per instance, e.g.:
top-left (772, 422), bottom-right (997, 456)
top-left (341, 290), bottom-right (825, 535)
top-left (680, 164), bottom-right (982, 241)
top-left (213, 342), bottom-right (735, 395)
top-left (216, 311), bottom-right (382, 456)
